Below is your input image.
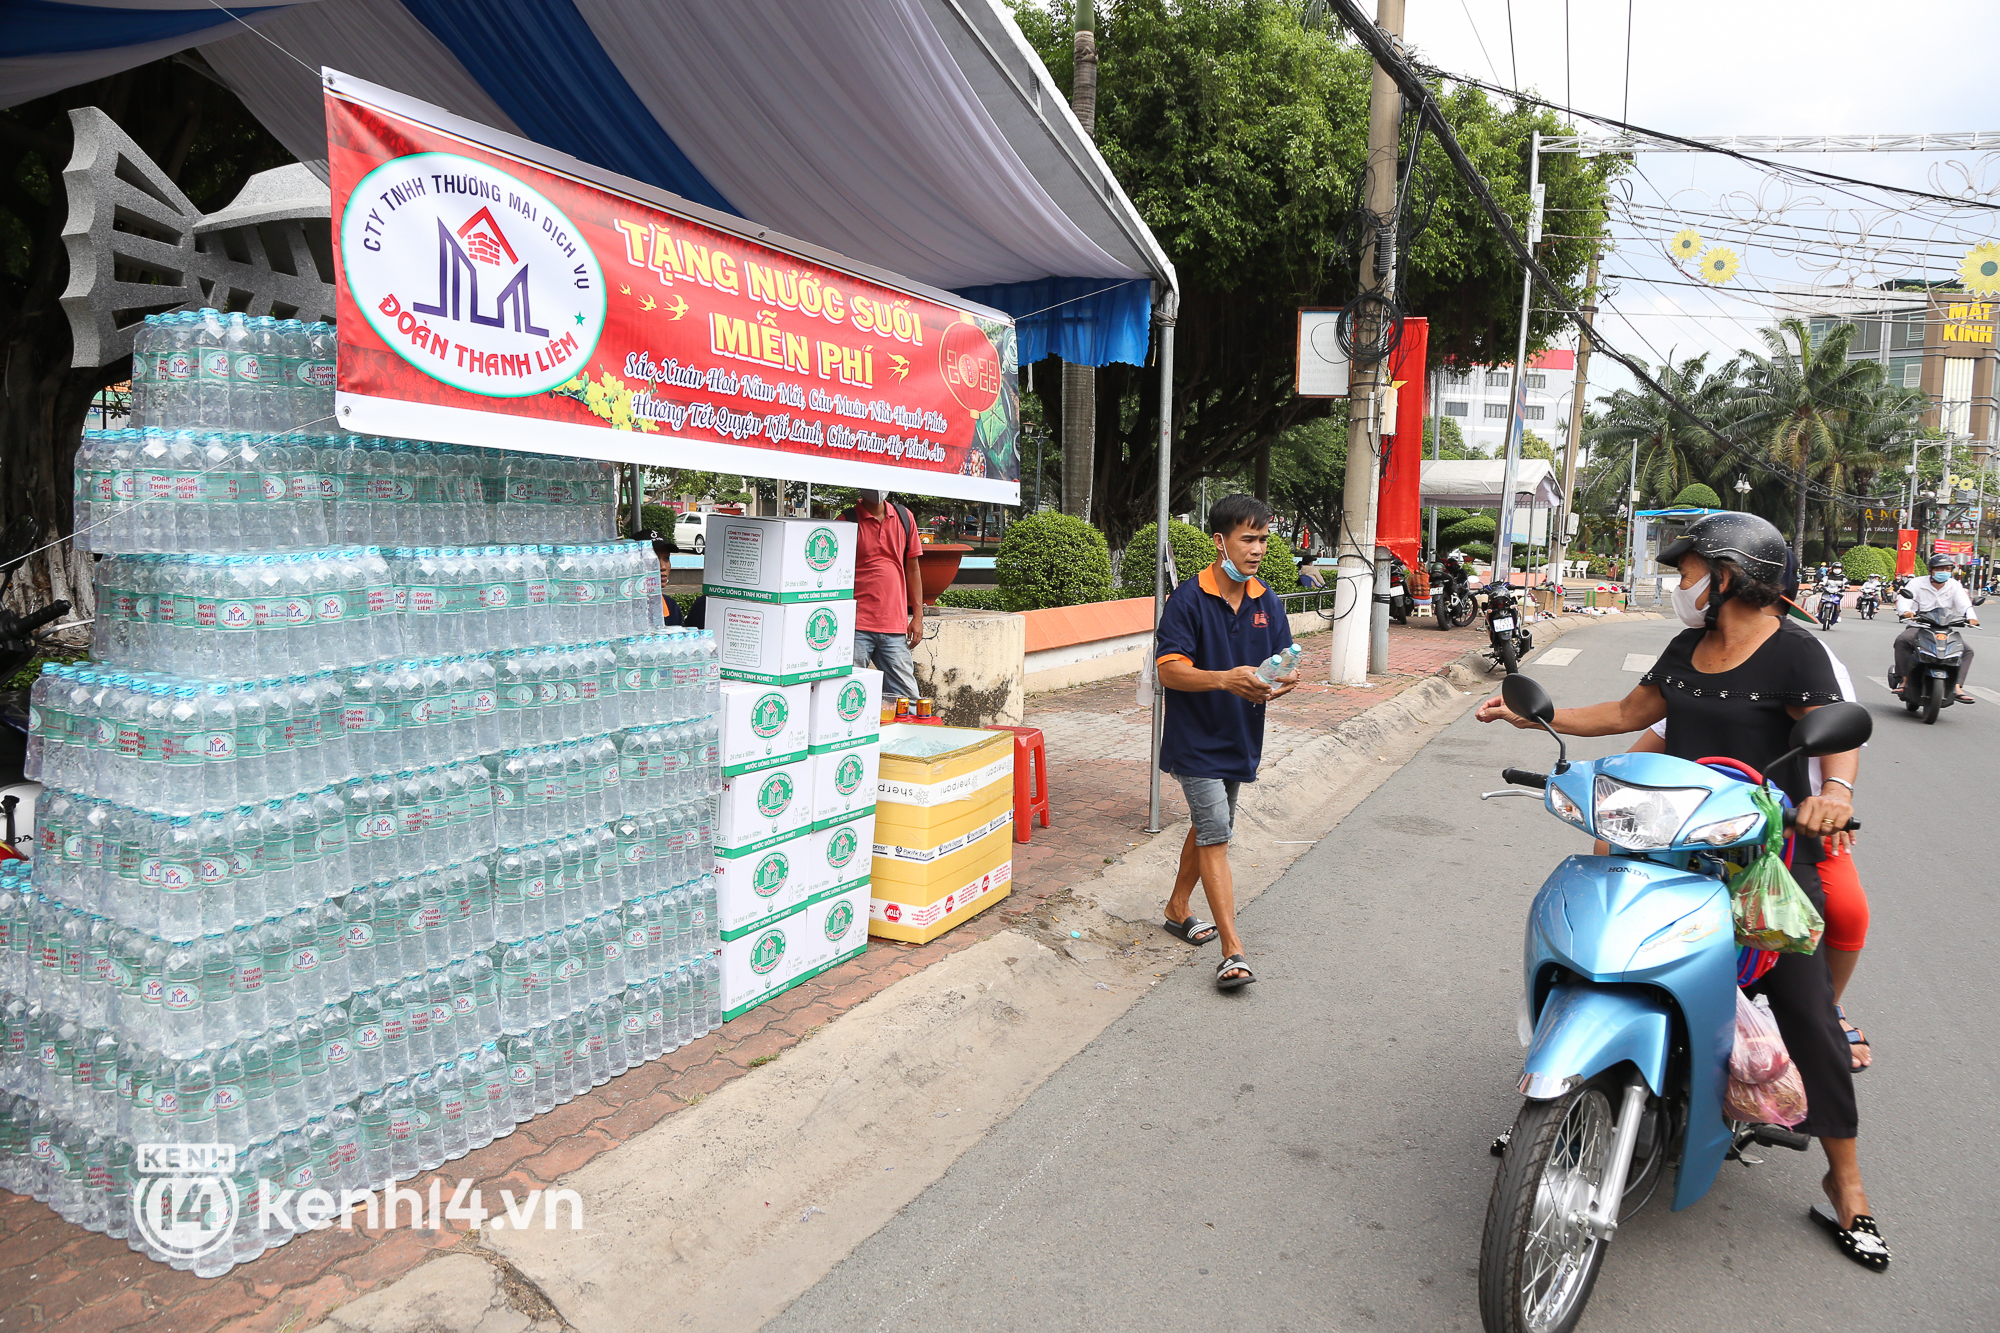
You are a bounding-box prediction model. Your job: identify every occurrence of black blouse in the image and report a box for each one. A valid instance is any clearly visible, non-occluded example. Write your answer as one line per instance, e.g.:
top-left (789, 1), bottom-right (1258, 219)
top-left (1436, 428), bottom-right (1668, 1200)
top-left (1640, 618), bottom-right (1843, 809)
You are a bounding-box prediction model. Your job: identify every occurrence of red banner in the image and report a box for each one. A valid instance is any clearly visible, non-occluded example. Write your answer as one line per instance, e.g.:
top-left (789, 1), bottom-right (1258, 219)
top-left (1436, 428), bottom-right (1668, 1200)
top-left (1897, 529), bottom-right (1918, 576)
top-left (1375, 318), bottom-right (1429, 567)
top-left (326, 75), bottom-right (1020, 504)
top-left (1933, 538), bottom-right (1973, 556)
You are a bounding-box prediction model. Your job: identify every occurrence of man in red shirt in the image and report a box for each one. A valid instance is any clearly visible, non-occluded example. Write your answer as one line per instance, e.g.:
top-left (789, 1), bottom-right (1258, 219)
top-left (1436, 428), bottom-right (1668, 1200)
top-left (846, 488), bottom-right (923, 704)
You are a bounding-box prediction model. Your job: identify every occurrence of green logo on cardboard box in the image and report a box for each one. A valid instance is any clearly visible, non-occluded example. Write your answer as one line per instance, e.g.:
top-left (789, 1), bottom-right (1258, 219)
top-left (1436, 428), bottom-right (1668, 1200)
top-left (804, 527), bottom-right (839, 572)
top-left (752, 851), bottom-right (789, 897)
top-left (836, 679), bottom-right (867, 722)
top-left (804, 607), bottom-right (839, 651)
top-left (750, 692), bottom-right (788, 739)
top-left (823, 900), bottom-right (855, 942)
top-left (749, 928), bottom-right (787, 975)
top-left (825, 825), bottom-right (859, 869)
top-left (756, 771), bottom-right (794, 818)
top-left (834, 753), bottom-right (865, 796)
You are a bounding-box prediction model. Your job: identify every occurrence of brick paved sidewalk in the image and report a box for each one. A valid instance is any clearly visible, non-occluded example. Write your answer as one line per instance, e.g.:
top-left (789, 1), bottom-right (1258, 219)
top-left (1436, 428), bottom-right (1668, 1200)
top-left (0, 620), bottom-right (1495, 1333)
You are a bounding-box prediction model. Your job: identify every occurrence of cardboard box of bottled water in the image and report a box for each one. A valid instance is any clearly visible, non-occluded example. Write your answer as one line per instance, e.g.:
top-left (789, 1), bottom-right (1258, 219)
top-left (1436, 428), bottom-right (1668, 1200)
top-left (702, 516), bottom-right (855, 604)
top-left (721, 884), bottom-right (869, 1021)
top-left (716, 757), bottom-right (813, 852)
top-left (809, 668), bottom-right (882, 753)
top-left (810, 742), bottom-right (879, 827)
top-left (712, 596), bottom-right (855, 685)
top-left (811, 810), bottom-right (875, 894)
top-left (714, 826), bottom-right (815, 940)
top-left (719, 681), bottom-right (812, 776)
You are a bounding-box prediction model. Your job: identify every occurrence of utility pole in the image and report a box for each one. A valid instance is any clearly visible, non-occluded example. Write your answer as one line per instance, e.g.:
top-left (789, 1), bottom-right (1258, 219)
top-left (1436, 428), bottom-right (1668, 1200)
top-left (1549, 245), bottom-right (1600, 598)
top-left (1060, 0), bottom-right (1099, 521)
top-left (1493, 132), bottom-right (1545, 589)
top-left (1327, 0), bottom-right (1404, 686)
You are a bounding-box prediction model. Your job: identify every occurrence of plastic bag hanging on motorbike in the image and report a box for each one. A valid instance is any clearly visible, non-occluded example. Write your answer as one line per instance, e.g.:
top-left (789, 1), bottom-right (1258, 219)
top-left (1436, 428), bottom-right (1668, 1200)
top-left (1724, 991), bottom-right (1809, 1126)
top-left (1727, 785), bottom-right (1826, 955)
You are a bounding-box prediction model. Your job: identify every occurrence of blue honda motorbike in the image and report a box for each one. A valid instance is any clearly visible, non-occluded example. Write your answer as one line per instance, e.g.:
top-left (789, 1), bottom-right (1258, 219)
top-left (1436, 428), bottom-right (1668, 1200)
top-left (1474, 676), bottom-right (1869, 1333)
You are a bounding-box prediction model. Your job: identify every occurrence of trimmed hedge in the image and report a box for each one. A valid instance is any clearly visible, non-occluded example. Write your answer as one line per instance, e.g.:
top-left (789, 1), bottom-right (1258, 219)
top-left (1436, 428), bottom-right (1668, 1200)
top-left (1257, 540), bottom-right (1302, 595)
top-left (1438, 513), bottom-right (1497, 549)
top-left (995, 512), bottom-right (1114, 611)
top-left (1117, 519), bottom-right (1216, 597)
top-left (1840, 545), bottom-right (1896, 582)
top-left (933, 586), bottom-right (1003, 610)
top-left (1672, 483), bottom-right (1722, 510)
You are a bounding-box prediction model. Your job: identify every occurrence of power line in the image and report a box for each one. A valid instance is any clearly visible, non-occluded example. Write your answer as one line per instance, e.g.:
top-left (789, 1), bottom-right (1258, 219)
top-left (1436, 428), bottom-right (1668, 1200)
top-left (1323, 0), bottom-right (1902, 509)
top-left (1505, 0), bottom-right (1519, 90)
top-left (1622, 0), bottom-right (1633, 122)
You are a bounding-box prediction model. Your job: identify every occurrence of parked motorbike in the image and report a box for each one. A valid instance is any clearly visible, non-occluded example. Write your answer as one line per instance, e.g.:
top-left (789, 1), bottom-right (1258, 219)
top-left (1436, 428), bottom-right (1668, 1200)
top-left (1386, 555), bottom-right (1416, 626)
top-left (1856, 587), bottom-right (1879, 620)
top-left (1895, 606), bottom-right (1971, 724)
top-left (1476, 675), bottom-right (1869, 1333)
top-left (1481, 582), bottom-right (1533, 674)
top-left (1816, 587), bottom-right (1843, 631)
top-left (1431, 559), bottom-right (1477, 630)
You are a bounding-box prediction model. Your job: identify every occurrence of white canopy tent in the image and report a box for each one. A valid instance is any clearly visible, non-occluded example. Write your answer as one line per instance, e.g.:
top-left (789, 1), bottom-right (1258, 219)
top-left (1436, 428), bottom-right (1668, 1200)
top-left (1419, 459), bottom-right (1560, 509)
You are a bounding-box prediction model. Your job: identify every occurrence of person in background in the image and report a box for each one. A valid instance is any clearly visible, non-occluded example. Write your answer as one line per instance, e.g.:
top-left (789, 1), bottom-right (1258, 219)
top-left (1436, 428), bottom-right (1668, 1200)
top-left (1891, 551), bottom-right (1977, 701)
top-left (1154, 494), bottom-right (1299, 992)
top-left (840, 489), bottom-right (923, 705)
top-left (646, 530), bottom-right (704, 629)
top-left (1297, 558), bottom-right (1325, 590)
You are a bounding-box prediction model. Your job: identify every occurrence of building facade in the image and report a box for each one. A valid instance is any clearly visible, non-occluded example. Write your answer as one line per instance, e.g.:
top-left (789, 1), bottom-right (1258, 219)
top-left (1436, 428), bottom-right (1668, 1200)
top-left (1779, 281), bottom-right (1999, 444)
top-left (1435, 349), bottom-right (1577, 456)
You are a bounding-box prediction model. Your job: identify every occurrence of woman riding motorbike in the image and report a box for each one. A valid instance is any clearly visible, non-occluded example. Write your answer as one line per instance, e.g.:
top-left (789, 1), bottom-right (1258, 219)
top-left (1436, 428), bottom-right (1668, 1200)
top-left (1474, 512), bottom-right (1889, 1272)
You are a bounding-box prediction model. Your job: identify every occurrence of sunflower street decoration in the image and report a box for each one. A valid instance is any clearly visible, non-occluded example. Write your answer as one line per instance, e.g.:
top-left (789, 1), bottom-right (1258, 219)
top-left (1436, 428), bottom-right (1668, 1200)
top-left (1960, 242), bottom-right (2000, 296)
top-left (1668, 228), bottom-right (1704, 262)
top-left (1697, 246), bottom-right (1741, 285)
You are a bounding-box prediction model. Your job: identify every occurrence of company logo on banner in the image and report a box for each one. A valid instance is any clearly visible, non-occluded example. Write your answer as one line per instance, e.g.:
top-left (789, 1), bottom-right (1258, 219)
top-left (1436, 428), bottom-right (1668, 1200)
top-left (342, 153), bottom-right (607, 397)
top-left (326, 76), bottom-right (1019, 503)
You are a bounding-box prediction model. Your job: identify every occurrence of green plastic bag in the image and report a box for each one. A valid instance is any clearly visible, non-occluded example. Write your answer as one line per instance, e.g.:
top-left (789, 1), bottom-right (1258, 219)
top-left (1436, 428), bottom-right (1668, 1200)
top-left (1727, 786), bottom-right (1826, 955)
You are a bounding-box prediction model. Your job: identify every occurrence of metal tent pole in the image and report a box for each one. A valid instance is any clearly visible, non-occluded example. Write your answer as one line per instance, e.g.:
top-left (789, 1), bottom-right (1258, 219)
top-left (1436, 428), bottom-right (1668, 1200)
top-left (1493, 131), bottom-right (1542, 590)
top-left (1147, 300), bottom-right (1178, 834)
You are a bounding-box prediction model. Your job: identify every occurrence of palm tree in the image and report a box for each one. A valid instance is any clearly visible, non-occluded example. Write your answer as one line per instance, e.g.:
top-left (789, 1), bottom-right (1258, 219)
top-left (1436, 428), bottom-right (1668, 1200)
top-left (1813, 375), bottom-right (1919, 552)
top-left (1734, 319), bottom-right (1880, 563)
top-left (1582, 350), bottom-right (1741, 513)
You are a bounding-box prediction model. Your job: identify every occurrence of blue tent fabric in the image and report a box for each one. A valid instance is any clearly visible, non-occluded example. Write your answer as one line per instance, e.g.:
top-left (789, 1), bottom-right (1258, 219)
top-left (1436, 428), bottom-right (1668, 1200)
top-left (0, 1), bottom-right (272, 58)
top-left (956, 277), bottom-right (1153, 368)
top-left (396, 0), bottom-right (736, 217)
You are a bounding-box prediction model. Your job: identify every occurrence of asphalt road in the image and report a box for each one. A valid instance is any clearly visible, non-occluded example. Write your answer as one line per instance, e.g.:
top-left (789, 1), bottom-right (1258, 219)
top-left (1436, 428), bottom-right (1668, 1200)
top-left (769, 611), bottom-right (2000, 1333)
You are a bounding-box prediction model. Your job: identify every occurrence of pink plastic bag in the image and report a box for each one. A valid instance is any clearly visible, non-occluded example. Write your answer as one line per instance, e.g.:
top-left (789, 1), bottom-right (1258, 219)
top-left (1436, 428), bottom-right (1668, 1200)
top-left (1725, 991), bottom-right (1809, 1127)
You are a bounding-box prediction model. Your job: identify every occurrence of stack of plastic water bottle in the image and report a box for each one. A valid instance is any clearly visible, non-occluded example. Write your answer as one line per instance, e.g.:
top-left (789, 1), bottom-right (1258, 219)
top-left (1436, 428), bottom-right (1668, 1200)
top-left (2, 314), bottom-right (730, 1276)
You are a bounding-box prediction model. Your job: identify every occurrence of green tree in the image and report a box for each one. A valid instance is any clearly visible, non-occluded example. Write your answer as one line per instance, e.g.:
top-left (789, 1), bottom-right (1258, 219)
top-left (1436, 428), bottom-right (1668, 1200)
top-left (1267, 416), bottom-right (1346, 561)
top-left (1117, 518), bottom-right (1215, 596)
top-left (1009, 0), bottom-right (1618, 544)
top-left (996, 512), bottom-right (1115, 610)
top-left (1518, 429), bottom-right (1556, 462)
top-left (1423, 415), bottom-right (1482, 458)
top-left (1672, 483), bottom-right (1723, 509)
top-left (1735, 318), bottom-right (1880, 563)
top-left (1583, 351), bottom-right (1741, 514)
top-left (2, 59), bottom-right (291, 613)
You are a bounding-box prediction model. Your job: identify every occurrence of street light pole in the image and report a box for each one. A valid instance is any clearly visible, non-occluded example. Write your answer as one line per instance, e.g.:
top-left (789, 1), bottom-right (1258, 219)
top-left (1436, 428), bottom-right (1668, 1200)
top-left (1493, 131), bottom-right (1544, 590)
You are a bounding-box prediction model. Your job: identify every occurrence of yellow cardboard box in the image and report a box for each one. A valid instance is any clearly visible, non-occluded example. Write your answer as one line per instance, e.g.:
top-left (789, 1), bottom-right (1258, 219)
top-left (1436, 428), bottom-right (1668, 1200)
top-left (868, 724), bottom-right (1015, 943)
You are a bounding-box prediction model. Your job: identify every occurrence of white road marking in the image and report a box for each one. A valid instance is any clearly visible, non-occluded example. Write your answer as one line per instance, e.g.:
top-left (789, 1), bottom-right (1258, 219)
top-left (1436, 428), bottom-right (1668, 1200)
top-left (1974, 686), bottom-right (2000, 706)
top-left (1532, 648), bottom-right (1580, 667)
top-left (1622, 653), bottom-right (1655, 673)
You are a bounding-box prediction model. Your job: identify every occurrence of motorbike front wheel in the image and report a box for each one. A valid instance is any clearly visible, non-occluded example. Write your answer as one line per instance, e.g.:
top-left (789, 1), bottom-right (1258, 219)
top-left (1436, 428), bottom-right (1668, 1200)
top-left (1479, 1085), bottom-right (1615, 1333)
top-left (1924, 674), bottom-right (1943, 725)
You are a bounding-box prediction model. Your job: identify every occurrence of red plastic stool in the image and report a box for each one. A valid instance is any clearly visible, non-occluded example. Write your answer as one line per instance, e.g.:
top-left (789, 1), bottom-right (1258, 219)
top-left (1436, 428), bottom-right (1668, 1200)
top-left (984, 725), bottom-right (1051, 842)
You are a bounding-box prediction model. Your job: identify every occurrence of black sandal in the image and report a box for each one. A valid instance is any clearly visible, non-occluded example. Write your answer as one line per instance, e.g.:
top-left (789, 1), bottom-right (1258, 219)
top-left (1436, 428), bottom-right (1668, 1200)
top-left (1215, 954), bottom-right (1255, 990)
top-left (1810, 1202), bottom-right (1892, 1272)
top-left (1838, 1006), bottom-right (1871, 1073)
top-left (1162, 915), bottom-right (1218, 946)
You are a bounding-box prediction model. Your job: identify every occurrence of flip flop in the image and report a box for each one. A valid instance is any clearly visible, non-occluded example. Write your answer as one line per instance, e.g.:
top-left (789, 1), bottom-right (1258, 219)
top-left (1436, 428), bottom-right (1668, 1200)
top-left (1162, 916), bottom-right (1218, 946)
top-left (1837, 1006), bottom-right (1872, 1072)
top-left (1810, 1202), bottom-right (1892, 1272)
top-left (1215, 954), bottom-right (1255, 990)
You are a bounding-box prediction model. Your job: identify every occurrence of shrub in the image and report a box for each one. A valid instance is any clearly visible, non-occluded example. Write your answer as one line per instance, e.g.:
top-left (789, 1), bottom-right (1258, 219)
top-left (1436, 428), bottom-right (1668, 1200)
top-left (1461, 541), bottom-right (1494, 560)
top-left (1438, 513), bottom-right (1497, 549)
top-left (996, 512), bottom-right (1114, 611)
top-left (1841, 545), bottom-right (1896, 581)
top-left (1257, 539), bottom-right (1302, 595)
top-left (1117, 520), bottom-right (1215, 597)
top-left (1671, 483), bottom-right (1722, 510)
top-left (641, 503), bottom-right (676, 536)
top-left (933, 586), bottom-right (1003, 610)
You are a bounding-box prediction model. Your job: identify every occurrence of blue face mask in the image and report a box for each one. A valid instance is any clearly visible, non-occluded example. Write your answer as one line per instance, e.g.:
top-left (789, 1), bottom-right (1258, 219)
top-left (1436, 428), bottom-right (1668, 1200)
top-left (1219, 555), bottom-right (1251, 584)
top-left (1932, 569), bottom-right (1952, 584)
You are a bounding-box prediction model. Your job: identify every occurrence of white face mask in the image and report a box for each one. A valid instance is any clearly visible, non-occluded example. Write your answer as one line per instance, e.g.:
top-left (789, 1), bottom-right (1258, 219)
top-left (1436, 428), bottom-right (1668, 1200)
top-left (1670, 573), bottom-right (1712, 628)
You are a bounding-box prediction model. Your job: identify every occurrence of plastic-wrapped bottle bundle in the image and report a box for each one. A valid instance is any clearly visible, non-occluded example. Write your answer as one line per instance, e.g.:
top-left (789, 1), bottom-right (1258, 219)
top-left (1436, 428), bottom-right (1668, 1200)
top-left (127, 311), bottom-right (335, 434)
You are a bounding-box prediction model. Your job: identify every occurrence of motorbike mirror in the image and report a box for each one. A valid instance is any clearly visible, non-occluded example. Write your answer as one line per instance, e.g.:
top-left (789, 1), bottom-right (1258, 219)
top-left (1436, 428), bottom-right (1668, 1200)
top-left (1501, 674), bottom-right (1555, 725)
top-left (1789, 701), bottom-right (1872, 757)
top-left (1975, 592), bottom-right (1989, 606)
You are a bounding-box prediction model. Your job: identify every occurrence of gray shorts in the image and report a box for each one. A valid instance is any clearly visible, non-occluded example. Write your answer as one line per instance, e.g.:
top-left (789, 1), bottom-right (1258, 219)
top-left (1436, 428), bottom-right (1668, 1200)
top-left (1174, 773), bottom-right (1241, 847)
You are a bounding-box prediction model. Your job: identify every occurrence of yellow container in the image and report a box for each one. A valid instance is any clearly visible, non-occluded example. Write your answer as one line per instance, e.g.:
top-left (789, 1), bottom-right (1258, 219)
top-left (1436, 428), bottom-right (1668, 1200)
top-left (868, 724), bottom-right (1016, 943)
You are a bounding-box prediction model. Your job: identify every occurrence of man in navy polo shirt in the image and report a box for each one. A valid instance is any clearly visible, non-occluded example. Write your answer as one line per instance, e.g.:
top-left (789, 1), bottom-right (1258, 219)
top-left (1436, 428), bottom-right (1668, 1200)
top-left (1154, 494), bottom-right (1298, 990)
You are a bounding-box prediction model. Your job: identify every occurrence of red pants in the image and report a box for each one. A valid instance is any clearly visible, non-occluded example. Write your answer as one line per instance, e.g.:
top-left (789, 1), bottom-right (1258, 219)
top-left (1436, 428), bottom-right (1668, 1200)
top-left (1817, 844), bottom-right (1870, 952)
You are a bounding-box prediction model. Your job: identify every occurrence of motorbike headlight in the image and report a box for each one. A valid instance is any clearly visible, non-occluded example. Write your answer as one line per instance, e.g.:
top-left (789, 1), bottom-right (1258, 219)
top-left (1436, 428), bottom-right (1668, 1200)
top-left (1591, 776), bottom-right (1709, 850)
top-left (1548, 784), bottom-right (1587, 829)
top-left (1682, 812), bottom-right (1763, 847)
